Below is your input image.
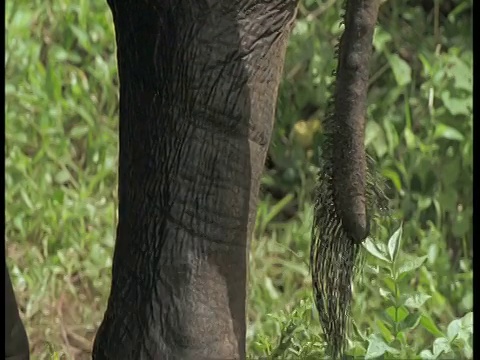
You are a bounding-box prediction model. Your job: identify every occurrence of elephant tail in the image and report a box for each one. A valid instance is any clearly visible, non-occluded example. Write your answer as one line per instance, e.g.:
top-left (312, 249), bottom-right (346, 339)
top-left (310, 0), bottom-right (388, 358)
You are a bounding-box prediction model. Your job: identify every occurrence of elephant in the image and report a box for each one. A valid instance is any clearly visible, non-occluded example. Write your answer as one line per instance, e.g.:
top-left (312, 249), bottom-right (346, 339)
top-left (5, 262), bottom-right (30, 360)
top-left (5, 0), bottom-right (383, 359)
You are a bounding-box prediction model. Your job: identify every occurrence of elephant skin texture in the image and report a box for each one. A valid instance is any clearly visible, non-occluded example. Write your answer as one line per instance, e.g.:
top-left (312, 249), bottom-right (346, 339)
top-left (91, 1), bottom-right (299, 359)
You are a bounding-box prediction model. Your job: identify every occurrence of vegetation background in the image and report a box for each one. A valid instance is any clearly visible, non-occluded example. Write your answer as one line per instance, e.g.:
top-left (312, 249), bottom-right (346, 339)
top-left (5, 0), bottom-right (472, 359)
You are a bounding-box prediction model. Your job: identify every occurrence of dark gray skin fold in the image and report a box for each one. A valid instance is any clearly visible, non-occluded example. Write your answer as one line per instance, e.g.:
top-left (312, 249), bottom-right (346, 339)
top-left (92, 1), bottom-right (298, 359)
top-left (5, 261), bottom-right (30, 360)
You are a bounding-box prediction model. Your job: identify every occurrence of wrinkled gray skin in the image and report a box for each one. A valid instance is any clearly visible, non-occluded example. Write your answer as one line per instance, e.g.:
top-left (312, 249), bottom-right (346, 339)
top-left (91, 1), bottom-right (299, 359)
top-left (5, 0), bottom-right (369, 359)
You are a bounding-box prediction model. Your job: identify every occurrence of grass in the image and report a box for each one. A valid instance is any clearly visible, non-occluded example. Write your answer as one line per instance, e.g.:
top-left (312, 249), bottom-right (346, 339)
top-left (6, 0), bottom-right (472, 359)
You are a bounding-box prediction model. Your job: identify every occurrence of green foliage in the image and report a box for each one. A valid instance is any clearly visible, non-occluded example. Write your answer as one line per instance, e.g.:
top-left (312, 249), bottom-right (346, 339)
top-left (255, 0), bottom-right (472, 358)
top-left (248, 223), bottom-right (473, 359)
top-left (5, 0), bottom-right (472, 359)
top-left (5, 1), bottom-right (117, 357)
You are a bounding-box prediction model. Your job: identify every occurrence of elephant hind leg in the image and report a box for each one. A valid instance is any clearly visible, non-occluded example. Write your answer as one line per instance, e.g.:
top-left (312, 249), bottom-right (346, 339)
top-left (5, 261), bottom-right (30, 360)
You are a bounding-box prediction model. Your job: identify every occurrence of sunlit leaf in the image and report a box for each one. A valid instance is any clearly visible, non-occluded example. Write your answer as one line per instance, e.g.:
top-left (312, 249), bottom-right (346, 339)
top-left (363, 238), bottom-right (390, 263)
top-left (433, 123), bottom-right (465, 141)
top-left (404, 293), bottom-right (431, 309)
top-left (365, 334), bottom-right (400, 359)
top-left (420, 314), bottom-right (445, 337)
top-left (387, 224), bottom-right (403, 263)
top-left (397, 256), bottom-right (428, 276)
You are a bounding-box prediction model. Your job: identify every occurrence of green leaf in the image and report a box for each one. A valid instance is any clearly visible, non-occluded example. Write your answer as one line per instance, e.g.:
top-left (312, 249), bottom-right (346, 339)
top-left (264, 277), bottom-right (280, 300)
top-left (420, 314), bottom-right (445, 338)
top-left (382, 168), bottom-right (402, 192)
top-left (373, 27), bottom-right (392, 52)
top-left (387, 224), bottom-right (403, 263)
top-left (437, 187), bottom-right (457, 212)
top-left (69, 24), bottom-right (92, 52)
top-left (397, 256), bottom-right (428, 276)
top-left (263, 193), bottom-right (294, 227)
top-left (452, 208), bottom-right (472, 237)
top-left (376, 319), bottom-right (394, 343)
top-left (363, 238), bottom-right (390, 263)
top-left (45, 61), bottom-right (62, 102)
top-left (395, 293), bottom-right (410, 308)
top-left (398, 312), bottom-right (422, 332)
top-left (419, 349), bottom-right (435, 359)
top-left (54, 170), bottom-right (71, 184)
top-left (383, 120), bottom-right (399, 156)
top-left (448, 313), bottom-right (473, 343)
top-left (433, 123), bottom-right (465, 141)
top-left (366, 120), bottom-right (388, 157)
top-left (447, 320), bottom-right (461, 343)
top-left (404, 127), bottom-right (416, 149)
top-left (347, 343), bottom-right (367, 357)
top-left (379, 287), bottom-right (395, 304)
top-left (352, 320), bottom-right (368, 342)
top-left (377, 309), bottom-right (395, 327)
top-left (418, 53), bottom-right (432, 77)
top-left (461, 292), bottom-right (473, 312)
top-left (417, 197), bottom-right (432, 211)
top-left (447, 57), bottom-right (472, 92)
top-left (395, 330), bottom-right (407, 345)
top-left (382, 277), bottom-right (396, 294)
top-left (70, 125), bottom-right (90, 139)
top-left (440, 91), bottom-right (472, 116)
top-left (404, 293), bottom-right (432, 309)
top-left (461, 312), bottom-right (473, 330)
top-left (433, 337), bottom-right (452, 357)
top-left (365, 334), bottom-right (400, 359)
top-left (463, 344), bottom-right (473, 360)
top-left (387, 54), bottom-right (412, 87)
top-left (385, 306), bottom-right (409, 323)
top-left (440, 160), bottom-right (460, 187)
